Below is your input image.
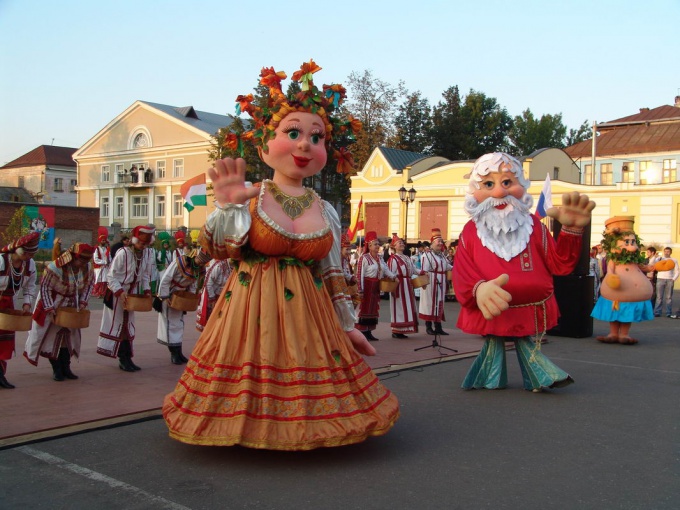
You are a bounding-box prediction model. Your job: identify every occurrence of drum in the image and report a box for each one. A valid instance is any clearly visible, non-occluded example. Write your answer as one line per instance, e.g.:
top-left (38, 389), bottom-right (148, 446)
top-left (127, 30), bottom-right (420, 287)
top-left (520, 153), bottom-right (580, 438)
top-left (54, 307), bottom-right (90, 329)
top-left (379, 279), bottom-right (398, 293)
top-left (0, 310), bottom-right (32, 331)
top-left (169, 291), bottom-right (200, 312)
top-left (412, 274), bottom-right (430, 289)
top-left (125, 294), bottom-right (153, 312)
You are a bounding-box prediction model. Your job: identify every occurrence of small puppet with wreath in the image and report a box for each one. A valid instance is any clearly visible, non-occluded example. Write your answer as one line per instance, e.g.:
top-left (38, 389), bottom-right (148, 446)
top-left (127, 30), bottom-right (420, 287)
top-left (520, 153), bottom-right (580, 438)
top-left (591, 216), bottom-right (674, 344)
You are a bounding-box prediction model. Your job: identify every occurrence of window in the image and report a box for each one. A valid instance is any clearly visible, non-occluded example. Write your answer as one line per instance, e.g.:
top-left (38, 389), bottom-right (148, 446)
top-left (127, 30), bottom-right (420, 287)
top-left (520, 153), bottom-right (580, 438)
top-left (173, 159), bottom-right (184, 178)
top-left (639, 161), bottom-right (651, 185)
top-left (70, 179), bottom-right (77, 192)
top-left (101, 196), bottom-right (110, 217)
top-left (663, 159), bottom-right (677, 183)
top-left (102, 165), bottom-right (110, 182)
top-left (622, 162), bottom-right (634, 183)
top-left (553, 166), bottom-right (559, 180)
top-left (115, 196), bottom-right (124, 218)
top-left (156, 195), bottom-right (166, 218)
top-left (115, 164), bottom-right (123, 178)
top-left (600, 163), bottom-right (613, 185)
top-left (583, 164), bottom-right (592, 184)
top-left (156, 160), bottom-right (166, 179)
top-left (18, 176), bottom-right (24, 187)
top-left (54, 178), bottom-right (64, 192)
top-left (131, 195), bottom-right (148, 218)
top-left (133, 133), bottom-right (149, 148)
top-left (173, 194), bottom-right (183, 216)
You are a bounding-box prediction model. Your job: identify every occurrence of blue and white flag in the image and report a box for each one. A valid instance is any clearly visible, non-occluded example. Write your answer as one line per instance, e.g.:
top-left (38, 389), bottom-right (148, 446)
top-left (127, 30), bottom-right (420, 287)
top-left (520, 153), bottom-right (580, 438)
top-left (535, 174), bottom-right (552, 218)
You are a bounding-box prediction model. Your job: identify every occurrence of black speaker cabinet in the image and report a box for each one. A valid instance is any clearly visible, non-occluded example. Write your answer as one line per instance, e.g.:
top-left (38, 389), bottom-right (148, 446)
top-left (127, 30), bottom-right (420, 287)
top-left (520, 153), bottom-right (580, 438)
top-left (548, 274), bottom-right (594, 338)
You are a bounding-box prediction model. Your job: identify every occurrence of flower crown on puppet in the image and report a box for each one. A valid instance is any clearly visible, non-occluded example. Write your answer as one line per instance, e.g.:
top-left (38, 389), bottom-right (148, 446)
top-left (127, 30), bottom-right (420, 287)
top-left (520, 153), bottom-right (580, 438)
top-left (223, 59), bottom-right (362, 175)
top-left (600, 216), bottom-right (645, 265)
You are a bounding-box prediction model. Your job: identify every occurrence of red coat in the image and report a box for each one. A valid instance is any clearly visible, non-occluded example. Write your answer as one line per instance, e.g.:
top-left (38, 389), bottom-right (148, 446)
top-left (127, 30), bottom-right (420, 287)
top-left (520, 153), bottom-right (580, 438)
top-left (453, 217), bottom-right (582, 337)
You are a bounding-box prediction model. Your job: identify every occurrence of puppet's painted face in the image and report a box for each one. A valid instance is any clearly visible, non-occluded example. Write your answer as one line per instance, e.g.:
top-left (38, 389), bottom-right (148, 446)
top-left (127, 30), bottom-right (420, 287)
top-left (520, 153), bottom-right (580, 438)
top-left (613, 234), bottom-right (638, 254)
top-left (472, 167), bottom-right (526, 207)
top-left (261, 111), bottom-right (327, 183)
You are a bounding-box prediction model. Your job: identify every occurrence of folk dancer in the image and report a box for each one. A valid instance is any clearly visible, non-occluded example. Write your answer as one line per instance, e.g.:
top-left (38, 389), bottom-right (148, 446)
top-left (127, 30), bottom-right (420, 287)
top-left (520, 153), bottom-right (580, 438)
top-left (154, 248), bottom-right (209, 364)
top-left (0, 232), bottom-right (39, 389)
top-left (24, 243), bottom-right (95, 381)
top-left (340, 234), bottom-right (360, 308)
top-left (418, 228), bottom-right (452, 336)
top-left (92, 227), bottom-right (111, 297)
top-left (387, 235), bottom-right (419, 338)
top-left (196, 257), bottom-right (231, 332)
top-left (97, 225), bottom-right (155, 372)
top-left (355, 231), bottom-right (396, 341)
top-left (454, 152), bottom-right (595, 391)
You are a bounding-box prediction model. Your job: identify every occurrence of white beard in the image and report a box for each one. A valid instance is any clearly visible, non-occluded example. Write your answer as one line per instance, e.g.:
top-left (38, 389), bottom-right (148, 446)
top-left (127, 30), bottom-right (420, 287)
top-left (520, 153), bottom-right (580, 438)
top-left (465, 194), bottom-right (535, 261)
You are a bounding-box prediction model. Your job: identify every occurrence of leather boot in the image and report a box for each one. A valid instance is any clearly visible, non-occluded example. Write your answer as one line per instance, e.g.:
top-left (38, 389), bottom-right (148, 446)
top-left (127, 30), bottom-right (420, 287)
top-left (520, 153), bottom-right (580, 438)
top-left (426, 321), bottom-right (436, 336)
top-left (59, 348), bottom-right (78, 379)
top-left (178, 348), bottom-right (189, 363)
top-left (434, 322), bottom-right (449, 335)
top-left (49, 358), bottom-right (65, 381)
top-left (362, 330), bottom-right (379, 341)
top-left (169, 346), bottom-right (184, 365)
top-left (0, 365), bottom-right (15, 389)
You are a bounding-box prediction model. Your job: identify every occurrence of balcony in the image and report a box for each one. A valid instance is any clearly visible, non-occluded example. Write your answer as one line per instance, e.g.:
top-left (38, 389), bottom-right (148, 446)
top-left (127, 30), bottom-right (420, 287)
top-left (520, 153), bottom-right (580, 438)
top-left (117, 166), bottom-right (154, 187)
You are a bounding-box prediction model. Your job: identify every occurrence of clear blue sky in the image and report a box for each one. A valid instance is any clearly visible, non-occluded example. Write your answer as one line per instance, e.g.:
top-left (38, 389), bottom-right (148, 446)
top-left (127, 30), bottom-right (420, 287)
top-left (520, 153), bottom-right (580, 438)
top-left (1, 0), bottom-right (678, 166)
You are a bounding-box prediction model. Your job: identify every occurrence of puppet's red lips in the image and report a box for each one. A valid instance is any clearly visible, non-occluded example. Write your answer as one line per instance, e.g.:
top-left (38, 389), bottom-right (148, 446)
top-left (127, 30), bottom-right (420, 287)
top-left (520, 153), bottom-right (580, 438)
top-left (495, 204), bottom-right (508, 210)
top-left (293, 156), bottom-right (311, 167)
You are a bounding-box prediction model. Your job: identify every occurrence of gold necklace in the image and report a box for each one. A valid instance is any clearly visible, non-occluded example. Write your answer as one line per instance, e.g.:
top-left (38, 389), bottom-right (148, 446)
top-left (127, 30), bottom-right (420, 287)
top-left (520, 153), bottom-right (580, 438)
top-left (268, 182), bottom-right (315, 220)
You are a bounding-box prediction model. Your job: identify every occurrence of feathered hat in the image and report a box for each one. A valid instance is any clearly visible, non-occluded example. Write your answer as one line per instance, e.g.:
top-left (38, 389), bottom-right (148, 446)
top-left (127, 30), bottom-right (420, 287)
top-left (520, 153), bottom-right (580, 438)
top-left (223, 59), bottom-right (362, 175)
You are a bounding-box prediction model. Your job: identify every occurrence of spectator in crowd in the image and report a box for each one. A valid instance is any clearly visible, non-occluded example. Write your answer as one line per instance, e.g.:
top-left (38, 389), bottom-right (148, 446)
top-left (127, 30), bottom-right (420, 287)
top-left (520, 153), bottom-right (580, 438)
top-left (588, 246), bottom-right (601, 301)
top-left (110, 233), bottom-right (130, 260)
top-left (644, 246), bottom-right (661, 305)
top-left (654, 247), bottom-right (679, 317)
top-left (196, 256), bottom-right (231, 332)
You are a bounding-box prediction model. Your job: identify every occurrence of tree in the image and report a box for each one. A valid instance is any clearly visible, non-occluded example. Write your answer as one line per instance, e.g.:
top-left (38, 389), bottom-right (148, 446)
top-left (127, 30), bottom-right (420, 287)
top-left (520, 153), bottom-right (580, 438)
top-left (430, 86), bottom-right (465, 160)
top-left (508, 109), bottom-right (568, 155)
top-left (566, 120), bottom-right (591, 146)
top-left (392, 91), bottom-right (433, 154)
top-left (345, 69), bottom-right (406, 170)
top-left (460, 90), bottom-right (513, 158)
top-left (0, 206), bottom-right (29, 246)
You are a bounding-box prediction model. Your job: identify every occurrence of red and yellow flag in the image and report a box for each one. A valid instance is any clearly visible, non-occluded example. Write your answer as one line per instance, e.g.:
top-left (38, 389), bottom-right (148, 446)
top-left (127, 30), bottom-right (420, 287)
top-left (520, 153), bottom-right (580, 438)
top-left (347, 197), bottom-right (364, 243)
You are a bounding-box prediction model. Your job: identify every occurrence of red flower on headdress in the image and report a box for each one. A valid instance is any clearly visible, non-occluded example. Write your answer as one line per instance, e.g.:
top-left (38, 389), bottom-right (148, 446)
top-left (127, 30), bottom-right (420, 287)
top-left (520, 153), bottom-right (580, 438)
top-left (348, 115), bottom-right (363, 134)
top-left (224, 133), bottom-right (241, 152)
top-left (259, 67), bottom-right (287, 89)
top-left (235, 94), bottom-right (254, 115)
top-left (292, 60), bottom-right (322, 91)
top-left (334, 147), bottom-right (355, 175)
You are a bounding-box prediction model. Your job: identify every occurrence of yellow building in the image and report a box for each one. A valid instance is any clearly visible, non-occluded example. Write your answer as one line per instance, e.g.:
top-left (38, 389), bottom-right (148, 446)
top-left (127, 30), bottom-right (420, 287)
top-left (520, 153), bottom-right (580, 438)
top-left (74, 101), bottom-right (231, 233)
top-left (350, 146), bottom-right (680, 252)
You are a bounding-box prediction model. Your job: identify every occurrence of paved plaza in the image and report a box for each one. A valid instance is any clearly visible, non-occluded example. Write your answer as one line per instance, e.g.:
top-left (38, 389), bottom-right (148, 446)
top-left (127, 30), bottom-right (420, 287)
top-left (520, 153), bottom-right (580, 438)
top-left (1, 299), bottom-right (679, 509)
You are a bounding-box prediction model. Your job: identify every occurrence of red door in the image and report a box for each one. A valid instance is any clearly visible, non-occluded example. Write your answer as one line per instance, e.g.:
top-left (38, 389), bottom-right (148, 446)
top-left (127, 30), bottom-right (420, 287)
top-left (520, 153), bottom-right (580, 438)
top-left (365, 203), bottom-right (389, 237)
top-left (418, 201), bottom-right (448, 240)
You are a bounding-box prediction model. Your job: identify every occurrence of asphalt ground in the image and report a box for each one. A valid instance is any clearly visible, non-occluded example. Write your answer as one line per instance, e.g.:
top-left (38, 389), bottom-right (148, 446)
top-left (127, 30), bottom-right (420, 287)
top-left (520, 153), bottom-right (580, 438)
top-left (1, 304), bottom-right (679, 509)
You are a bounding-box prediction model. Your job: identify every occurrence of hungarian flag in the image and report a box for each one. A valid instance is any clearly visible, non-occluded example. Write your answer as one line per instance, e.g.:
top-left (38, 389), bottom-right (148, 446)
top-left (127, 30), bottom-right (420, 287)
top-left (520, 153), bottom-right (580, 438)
top-left (347, 197), bottom-right (364, 242)
top-left (181, 174), bottom-right (207, 212)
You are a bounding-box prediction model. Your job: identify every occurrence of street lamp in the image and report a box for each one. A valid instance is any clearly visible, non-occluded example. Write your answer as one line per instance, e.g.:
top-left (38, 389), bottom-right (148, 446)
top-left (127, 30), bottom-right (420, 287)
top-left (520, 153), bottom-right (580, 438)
top-left (398, 179), bottom-right (417, 242)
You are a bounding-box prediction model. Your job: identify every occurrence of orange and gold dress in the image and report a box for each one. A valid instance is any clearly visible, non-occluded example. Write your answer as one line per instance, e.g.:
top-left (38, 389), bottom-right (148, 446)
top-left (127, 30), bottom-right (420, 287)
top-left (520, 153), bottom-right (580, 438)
top-left (163, 182), bottom-right (399, 450)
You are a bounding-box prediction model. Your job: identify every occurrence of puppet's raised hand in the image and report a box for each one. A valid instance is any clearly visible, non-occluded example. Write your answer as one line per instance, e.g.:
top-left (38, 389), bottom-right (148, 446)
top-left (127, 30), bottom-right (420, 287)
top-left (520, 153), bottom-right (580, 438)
top-left (546, 191), bottom-right (596, 228)
top-left (208, 158), bottom-right (260, 207)
top-left (476, 274), bottom-right (511, 320)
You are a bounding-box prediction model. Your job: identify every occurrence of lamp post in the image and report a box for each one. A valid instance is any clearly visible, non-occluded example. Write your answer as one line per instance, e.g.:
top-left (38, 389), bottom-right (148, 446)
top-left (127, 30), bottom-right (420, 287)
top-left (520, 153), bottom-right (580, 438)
top-left (398, 180), bottom-right (417, 242)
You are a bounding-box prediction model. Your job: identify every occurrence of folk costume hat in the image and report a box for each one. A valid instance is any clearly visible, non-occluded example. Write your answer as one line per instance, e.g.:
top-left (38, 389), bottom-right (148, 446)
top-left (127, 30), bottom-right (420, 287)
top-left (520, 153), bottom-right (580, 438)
top-left (430, 228), bottom-right (443, 244)
top-left (223, 59), bottom-right (362, 175)
top-left (55, 243), bottom-right (95, 268)
top-left (1, 231), bottom-right (40, 254)
top-left (174, 230), bottom-right (186, 247)
top-left (390, 234), bottom-right (403, 247)
top-left (341, 233), bottom-right (351, 248)
top-left (98, 226), bottom-right (109, 244)
top-left (131, 225), bottom-right (155, 245)
top-left (365, 231), bottom-right (378, 244)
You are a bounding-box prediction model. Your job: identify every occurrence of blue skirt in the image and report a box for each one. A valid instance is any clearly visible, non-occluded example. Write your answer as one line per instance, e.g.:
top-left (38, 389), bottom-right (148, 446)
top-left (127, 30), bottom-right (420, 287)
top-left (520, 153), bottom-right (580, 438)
top-left (591, 296), bottom-right (654, 323)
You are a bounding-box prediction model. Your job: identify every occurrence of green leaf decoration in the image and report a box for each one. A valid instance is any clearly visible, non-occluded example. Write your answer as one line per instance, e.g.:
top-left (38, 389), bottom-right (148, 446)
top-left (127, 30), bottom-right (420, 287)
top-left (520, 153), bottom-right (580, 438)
top-left (224, 291), bottom-right (232, 302)
top-left (284, 288), bottom-right (294, 301)
top-left (314, 277), bottom-right (322, 290)
top-left (332, 350), bottom-right (341, 363)
top-left (238, 272), bottom-right (252, 286)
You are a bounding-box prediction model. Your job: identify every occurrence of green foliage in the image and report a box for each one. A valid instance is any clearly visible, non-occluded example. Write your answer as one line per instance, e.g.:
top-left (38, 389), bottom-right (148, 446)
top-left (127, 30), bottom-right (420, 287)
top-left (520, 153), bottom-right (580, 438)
top-left (460, 90), bottom-right (512, 158)
top-left (0, 206), bottom-right (29, 246)
top-left (566, 120), bottom-right (591, 146)
top-left (392, 91), bottom-right (433, 153)
top-left (509, 109), bottom-right (568, 155)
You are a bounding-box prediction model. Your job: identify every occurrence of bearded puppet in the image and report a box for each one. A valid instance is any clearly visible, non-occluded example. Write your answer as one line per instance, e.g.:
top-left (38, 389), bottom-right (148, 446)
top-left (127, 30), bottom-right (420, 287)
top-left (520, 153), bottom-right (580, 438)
top-left (453, 152), bottom-right (595, 391)
top-left (591, 216), bottom-right (673, 344)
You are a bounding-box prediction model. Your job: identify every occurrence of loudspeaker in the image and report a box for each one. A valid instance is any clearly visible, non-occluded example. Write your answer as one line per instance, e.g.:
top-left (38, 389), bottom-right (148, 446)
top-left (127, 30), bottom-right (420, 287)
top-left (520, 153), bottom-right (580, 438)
top-left (548, 275), bottom-right (594, 338)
